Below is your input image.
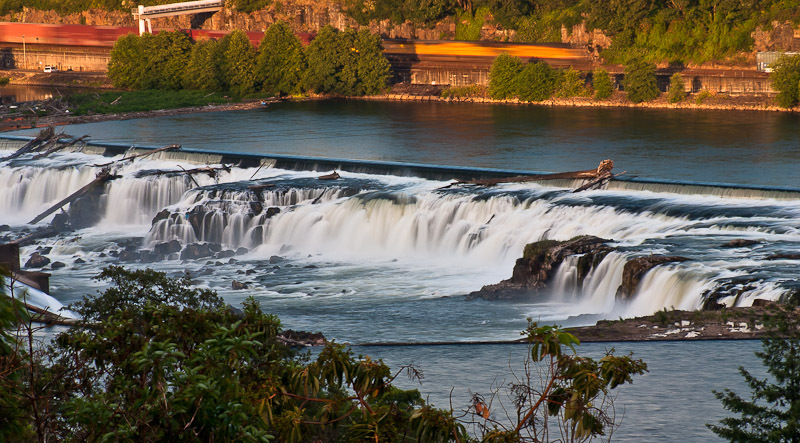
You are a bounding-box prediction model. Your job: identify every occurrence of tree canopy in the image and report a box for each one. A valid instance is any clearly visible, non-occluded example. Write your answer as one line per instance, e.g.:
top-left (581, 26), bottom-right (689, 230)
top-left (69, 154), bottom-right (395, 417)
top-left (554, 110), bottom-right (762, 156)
top-left (771, 54), bottom-right (800, 109)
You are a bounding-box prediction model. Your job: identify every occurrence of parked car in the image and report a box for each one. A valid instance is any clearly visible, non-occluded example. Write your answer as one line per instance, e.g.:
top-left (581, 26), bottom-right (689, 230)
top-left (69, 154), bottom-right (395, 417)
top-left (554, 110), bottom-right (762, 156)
top-left (43, 66), bottom-right (58, 73)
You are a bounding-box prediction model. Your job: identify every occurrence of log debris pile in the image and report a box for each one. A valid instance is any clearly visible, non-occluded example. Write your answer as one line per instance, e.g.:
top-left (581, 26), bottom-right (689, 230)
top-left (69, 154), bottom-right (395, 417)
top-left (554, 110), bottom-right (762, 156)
top-left (0, 126), bottom-right (89, 163)
top-left (446, 159), bottom-right (623, 192)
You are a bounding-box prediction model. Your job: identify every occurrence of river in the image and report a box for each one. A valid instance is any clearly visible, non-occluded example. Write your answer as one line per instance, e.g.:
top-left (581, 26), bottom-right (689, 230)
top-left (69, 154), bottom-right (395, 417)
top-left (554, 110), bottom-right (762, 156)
top-left (4, 99), bottom-right (798, 441)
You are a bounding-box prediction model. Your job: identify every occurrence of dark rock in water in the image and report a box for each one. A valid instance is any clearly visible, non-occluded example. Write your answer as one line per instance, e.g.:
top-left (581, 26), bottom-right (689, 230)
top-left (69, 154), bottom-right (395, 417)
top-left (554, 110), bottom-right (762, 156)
top-left (208, 243), bottom-right (222, 253)
top-left (180, 243), bottom-right (213, 260)
top-left (615, 256), bottom-right (690, 300)
top-left (98, 252), bottom-right (107, 258)
top-left (228, 258), bottom-right (237, 264)
top-left (118, 249), bottom-right (141, 262)
top-left (151, 209), bottom-right (171, 225)
top-left (140, 251), bottom-right (162, 263)
top-left (249, 201), bottom-right (263, 215)
top-left (232, 280), bottom-right (248, 290)
top-left (38, 246), bottom-right (52, 254)
top-left (215, 261), bottom-right (223, 266)
top-left (467, 236), bottom-right (612, 301)
top-left (236, 270), bottom-right (245, 274)
top-left (51, 212), bottom-right (70, 231)
top-left (0, 224), bottom-right (9, 231)
top-left (199, 268), bottom-right (213, 276)
top-left (51, 261), bottom-right (66, 270)
top-left (245, 269), bottom-right (256, 275)
top-left (216, 250), bottom-right (236, 259)
top-left (236, 247), bottom-right (249, 255)
top-left (266, 207), bottom-right (281, 218)
top-left (25, 252), bottom-right (50, 268)
top-left (109, 250), bottom-right (119, 257)
top-left (269, 255), bottom-right (283, 264)
top-left (765, 253), bottom-right (800, 260)
top-left (186, 207), bottom-right (206, 236)
top-left (721, 239), bottom-right (761, 248)
top-left (701, 276), bottom-right (760, 310)
top-left (304, 265), bottom-right (318, 269)
top-left (154, 240), bottom-right (182, 256)
top-left (278, 329), bottom-right (326, 347)
top-left (74, 257), bottom-right (86, 264)
top-left (68, 191), bottom-right (105, 229)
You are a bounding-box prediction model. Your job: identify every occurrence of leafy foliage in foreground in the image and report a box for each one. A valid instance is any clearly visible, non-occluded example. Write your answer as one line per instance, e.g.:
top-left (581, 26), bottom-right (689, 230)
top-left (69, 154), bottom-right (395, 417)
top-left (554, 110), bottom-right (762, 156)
top-left (0, 267), bottom-right (647, 442)
top-left (708, 301), bottom-right (800, 442)
top-left (623, 58), bottom-right (660, 103)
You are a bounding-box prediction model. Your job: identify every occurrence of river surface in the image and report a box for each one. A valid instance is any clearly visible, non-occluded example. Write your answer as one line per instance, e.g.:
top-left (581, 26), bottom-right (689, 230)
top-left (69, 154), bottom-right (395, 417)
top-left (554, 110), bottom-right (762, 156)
top-left (11, 100), bottom-right (800, 187)
top-left (4, 99), bottom-right (798, 441)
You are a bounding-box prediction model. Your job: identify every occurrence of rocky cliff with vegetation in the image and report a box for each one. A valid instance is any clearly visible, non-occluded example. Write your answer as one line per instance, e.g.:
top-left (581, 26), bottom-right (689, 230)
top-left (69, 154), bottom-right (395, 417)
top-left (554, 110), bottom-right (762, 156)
top-left (4, 1), bottom-right (800, 65)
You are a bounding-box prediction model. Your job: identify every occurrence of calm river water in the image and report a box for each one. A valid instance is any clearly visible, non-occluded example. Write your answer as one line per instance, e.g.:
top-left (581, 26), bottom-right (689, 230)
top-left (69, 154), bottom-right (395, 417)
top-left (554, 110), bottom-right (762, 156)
top-left (7, 99), bottom-right (797, 441)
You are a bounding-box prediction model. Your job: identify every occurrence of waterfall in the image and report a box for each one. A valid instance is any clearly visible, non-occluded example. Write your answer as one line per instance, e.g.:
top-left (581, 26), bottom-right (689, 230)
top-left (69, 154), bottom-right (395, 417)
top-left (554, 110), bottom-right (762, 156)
top-left (2, 147), bottom-right (798, 322)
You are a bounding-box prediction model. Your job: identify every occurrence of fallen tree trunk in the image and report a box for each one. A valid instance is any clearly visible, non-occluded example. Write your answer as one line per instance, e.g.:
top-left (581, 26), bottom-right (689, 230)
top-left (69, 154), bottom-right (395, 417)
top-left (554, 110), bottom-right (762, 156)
top-left (137, 164), bottom-right (232, 180)
top-left (29, 168), bottom-right (120, 225)
top-left (32, 135), bottom-right (90, 160)
top-left (0, 126), bottom-right (59, 162)
top-left (572, 170), bottom-right (626, 193)
top-left (317, 171), bottom-right (340, 180)
top-left (91, 144), bottom-right (181, 167)
top-left (451, 159), bottom-right (615, 187)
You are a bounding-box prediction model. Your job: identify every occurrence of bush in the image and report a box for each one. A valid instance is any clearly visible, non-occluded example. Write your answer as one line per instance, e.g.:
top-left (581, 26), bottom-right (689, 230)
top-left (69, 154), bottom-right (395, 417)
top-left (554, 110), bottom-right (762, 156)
top-left (0, 76), bottom-right (9, 86)
top-left (771, 54), bottom-right (800, 108)
top-left (695, 89), bottom-right (713, 104)
top-left (623, 58), bottom-right (660, 103)
top-left (667, 72), bottom-right (686, 103)
top-left (556, 67), bottom-right (589, 98)
top-left (488, 53), bottom-right (523, 99)
top-left (256, 21), bottom-right (307, 96)
top-left (441, 84), bottom-right (485, 98)
top-left (455, 6), bottom-right (489, 41)
top-left (515, 61), bottom-right (558, 102)
top-left (592, 68), bottom-right (614, 100)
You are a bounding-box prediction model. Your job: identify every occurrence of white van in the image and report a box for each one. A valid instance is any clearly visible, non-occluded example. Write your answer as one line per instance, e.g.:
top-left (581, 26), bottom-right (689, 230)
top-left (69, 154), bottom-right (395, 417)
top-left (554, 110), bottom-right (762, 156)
top-left (43, 66), bottom-right (58, 73)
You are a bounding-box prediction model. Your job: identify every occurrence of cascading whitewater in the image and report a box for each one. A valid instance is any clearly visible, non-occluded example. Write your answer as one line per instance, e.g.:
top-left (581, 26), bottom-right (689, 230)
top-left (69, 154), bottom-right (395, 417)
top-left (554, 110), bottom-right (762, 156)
top-left (3, 148), bottom-right (799, 323)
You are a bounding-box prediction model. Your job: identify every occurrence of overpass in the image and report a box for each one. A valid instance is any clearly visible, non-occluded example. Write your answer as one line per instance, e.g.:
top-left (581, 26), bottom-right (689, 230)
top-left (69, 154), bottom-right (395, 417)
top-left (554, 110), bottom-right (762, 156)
top-left (132, 0), bottom-right (224, 35)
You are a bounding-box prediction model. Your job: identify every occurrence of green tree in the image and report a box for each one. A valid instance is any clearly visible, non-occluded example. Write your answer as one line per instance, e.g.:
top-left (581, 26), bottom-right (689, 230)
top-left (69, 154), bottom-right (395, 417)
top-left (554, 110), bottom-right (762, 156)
top-left (592, 68), bottom-right (614, 100)
top-left (515, 61), bottom-right (558, 102)
top-left (467, 322), bottom-right (648, 441)
top-left (488, 53), bottom-right (523, 99)
top-left (222, 30), bottom-right (257, 96)
top-left (255, 21), bottom-right (307, 96)
top-left (556, 66), bottom-right (589, 98)
top-left (0, 270), bottom-right (31, 442)
top-left (351, 28), bottom-right (391, 95)
top-left (623, 58), bottom-right (660, 103)
top-left (182, 39), bottom-right (221, 91)
top-left (141, 31), bottom-right (192, 90)
top-left (709, 301), bottom-right (800, 441)
top-left (771, 54), bottom-right (800, 109)
top-left (304, 26), bottom-right (344, 94)
top-left (107, 33), bottom-right (146, 89)
top-left (667, 72), bottom-right (686, 103)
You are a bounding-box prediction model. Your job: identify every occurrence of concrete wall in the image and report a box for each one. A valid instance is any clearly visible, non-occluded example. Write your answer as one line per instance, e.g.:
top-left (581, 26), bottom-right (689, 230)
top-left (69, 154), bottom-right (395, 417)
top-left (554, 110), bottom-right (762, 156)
top-left (0, 45), bottom-right (110, 72)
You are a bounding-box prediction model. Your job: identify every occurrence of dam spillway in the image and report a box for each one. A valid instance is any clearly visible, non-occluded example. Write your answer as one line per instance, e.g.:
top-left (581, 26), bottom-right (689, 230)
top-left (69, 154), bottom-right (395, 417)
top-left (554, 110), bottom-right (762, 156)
top-left (1, 136), bottom-right (798, 342)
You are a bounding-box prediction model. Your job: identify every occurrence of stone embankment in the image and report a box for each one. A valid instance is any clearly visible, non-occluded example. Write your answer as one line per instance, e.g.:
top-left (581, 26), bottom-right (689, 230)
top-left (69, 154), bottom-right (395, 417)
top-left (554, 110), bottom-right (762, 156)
top-left (356, 91), bottom-right (796, 113)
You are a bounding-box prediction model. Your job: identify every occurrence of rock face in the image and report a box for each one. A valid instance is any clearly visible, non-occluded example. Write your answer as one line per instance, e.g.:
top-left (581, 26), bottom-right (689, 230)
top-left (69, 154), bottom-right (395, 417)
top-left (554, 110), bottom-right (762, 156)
top-left (721, 239), bottom-right (761, 248)
top-left (467, 236), bottom-right (612, 300)
top-left (180, 243), bottom-right (213, 260)
top-left (615, 256), bottom-right (690, 300)
top-left (25, 252), bottom-right (50, 268)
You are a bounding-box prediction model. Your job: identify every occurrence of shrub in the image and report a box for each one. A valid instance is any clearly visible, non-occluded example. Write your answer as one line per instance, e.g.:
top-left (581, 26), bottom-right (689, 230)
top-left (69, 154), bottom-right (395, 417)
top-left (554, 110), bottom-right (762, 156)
top-left (556, 67), bottom-right (589, 98)
top-left (668, 72), bottom-right (686, 103)
top-left (255, 21), bottom-right (307, 96)
top-left (515, 61), bottom-right (558, 102)
top-left (441, 84), bottom-right (485, 98)
top-left (0, 76), bottom-right (9, 86)
top-left (695, 89), bottom-right (713, 104)
top-left (107, 33), bottom-right (146, 89)
top-left (770, 54), bottom-right (800, 108)
top-left (623, 58), bottom-right (660, 103)
top-left (488, 53), bottom-right (523, 99)
top-left (592, 68), bottom-right (614, 100)
top-left (455, 6), bottom-right (489, 41)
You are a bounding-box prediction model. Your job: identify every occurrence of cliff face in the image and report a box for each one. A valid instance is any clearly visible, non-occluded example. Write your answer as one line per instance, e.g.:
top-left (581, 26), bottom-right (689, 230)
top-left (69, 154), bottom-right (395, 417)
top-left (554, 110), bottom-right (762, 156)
top-left (4, 5), bottom-right (799, 52)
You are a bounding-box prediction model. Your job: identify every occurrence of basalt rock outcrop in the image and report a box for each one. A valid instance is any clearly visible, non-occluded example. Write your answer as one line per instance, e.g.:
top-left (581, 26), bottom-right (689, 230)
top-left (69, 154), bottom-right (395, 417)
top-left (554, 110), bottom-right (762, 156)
top-left (615, 256), bottom-right (690, 300)
top-left (467, 235), bottom-right (612, 300)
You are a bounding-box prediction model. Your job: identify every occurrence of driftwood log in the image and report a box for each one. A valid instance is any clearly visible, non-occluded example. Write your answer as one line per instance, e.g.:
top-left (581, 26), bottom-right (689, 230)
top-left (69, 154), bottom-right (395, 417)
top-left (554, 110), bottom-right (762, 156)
top-left (29, 168), bottom-right (120, 225)
top-left (137, 164), bottom-right (232, 180)
top-left (91, 144), bottom-right (181, 167)
top-left (317, 171), bottom-right (340, 180)
top-left (1, 126), bottom-right (59, 162)
top-left (453, 160), bottom-right (614, 187)
top-left (31, 135), bottom-right (90, 160)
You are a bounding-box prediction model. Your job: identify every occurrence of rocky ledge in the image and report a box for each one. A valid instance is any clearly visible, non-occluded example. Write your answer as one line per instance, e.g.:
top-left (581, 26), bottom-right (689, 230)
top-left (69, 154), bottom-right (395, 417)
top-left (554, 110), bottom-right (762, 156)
top-left (568, 300), bottom-right (787, 342)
